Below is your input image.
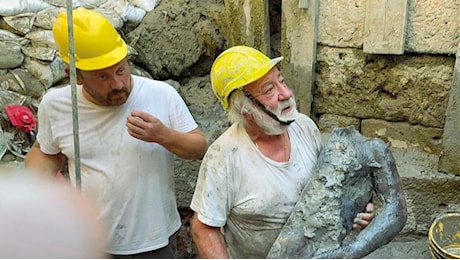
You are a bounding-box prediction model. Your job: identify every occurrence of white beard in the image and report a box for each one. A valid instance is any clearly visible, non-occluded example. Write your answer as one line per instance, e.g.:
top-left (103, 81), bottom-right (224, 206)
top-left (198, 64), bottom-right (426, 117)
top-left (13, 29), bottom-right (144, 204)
top-left (251, 97), bottom-right (300, 135)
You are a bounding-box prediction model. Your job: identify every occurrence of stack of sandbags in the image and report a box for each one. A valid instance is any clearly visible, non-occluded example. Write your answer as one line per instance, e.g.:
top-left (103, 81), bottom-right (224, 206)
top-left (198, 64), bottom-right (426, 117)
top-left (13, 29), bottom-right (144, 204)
top-left (0, 0), bottom-right (155, 26)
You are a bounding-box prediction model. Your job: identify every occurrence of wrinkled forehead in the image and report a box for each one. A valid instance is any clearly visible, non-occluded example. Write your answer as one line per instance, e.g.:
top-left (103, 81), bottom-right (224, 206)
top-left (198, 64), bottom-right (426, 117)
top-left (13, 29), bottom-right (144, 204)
top-left (243, 67), bottom-right (281, 92)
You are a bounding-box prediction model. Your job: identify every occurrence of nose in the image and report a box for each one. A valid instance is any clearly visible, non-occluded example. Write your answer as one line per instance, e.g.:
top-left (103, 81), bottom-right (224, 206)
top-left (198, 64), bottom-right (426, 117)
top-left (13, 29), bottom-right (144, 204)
top-left (277, 82), bottom-right (292, 101)
top-left (110, 75), bottom-right (125, 90)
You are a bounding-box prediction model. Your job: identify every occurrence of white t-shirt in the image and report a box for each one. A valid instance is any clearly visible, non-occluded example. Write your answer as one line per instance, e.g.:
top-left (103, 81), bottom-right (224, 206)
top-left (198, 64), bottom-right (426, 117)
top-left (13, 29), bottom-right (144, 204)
top-left (37, 75), bottom-right (199, 255)
top-left (190, 114), bottom-right (322, 258)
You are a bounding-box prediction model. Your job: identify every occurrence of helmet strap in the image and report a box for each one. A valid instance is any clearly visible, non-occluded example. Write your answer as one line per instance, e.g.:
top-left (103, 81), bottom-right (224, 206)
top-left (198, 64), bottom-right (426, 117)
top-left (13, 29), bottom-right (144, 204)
top-left (241, 89), bottom-right (294, 126)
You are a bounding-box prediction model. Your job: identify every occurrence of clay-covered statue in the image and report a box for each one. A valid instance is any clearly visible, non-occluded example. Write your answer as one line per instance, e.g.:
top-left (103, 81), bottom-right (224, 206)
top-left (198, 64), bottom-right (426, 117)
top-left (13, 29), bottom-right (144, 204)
top-left (267, 126), bottom-right (407, 258)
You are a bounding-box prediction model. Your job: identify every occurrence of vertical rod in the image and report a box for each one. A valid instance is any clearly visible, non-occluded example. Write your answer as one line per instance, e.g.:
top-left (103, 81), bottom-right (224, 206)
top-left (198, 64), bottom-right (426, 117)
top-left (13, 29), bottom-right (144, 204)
top-left (65, 1), bottom-right (82, 190)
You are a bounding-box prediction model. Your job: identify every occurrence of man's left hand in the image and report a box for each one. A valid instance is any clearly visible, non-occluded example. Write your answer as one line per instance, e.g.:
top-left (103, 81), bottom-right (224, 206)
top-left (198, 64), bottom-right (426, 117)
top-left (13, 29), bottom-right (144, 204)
top-left (353, 202), bottom-right (375, 230)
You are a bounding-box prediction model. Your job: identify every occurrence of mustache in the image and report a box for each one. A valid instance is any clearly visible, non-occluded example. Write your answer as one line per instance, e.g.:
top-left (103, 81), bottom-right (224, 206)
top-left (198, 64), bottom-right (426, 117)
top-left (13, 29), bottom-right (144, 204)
top-left (108, 86), bottom-right (129, 96)
top-left (275, 98), bottom-right (296, 114)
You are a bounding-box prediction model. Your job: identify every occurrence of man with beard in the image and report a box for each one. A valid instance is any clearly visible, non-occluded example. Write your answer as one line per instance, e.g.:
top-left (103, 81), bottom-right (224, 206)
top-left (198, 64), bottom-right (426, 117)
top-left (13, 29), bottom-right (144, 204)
top-left (189, 46), bottom-right (374, 258)
top-left (25, 7), bottom-right (208, 258)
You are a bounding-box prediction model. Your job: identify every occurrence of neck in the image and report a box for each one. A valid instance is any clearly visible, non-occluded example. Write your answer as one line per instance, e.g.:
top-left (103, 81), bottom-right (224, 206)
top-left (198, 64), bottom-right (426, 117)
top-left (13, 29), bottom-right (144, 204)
top-left (246, 124), bottom-right (290, 162)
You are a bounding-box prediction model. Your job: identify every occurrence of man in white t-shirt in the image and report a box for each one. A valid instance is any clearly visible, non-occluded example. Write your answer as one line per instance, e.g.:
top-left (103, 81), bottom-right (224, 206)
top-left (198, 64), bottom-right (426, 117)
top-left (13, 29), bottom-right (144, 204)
top-left (190, 46), bottom-right (375, 258)
top-left (24, 7), bottom-right (207, 258)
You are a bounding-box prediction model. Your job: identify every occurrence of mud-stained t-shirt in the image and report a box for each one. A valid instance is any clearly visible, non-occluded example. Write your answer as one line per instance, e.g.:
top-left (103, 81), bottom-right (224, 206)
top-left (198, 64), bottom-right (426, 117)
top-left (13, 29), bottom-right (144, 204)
top-left (190, 114), bottom-right (322, 259)
top-left (36, 75), bottom-right (199, 255)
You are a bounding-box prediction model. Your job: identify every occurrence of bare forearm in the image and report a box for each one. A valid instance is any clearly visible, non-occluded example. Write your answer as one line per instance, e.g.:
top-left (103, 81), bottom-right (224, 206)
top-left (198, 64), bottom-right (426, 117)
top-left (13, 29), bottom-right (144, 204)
top-left (25, 142), bottom-right (66, 177)
top-left (160, 128), bottom-right (207, 160)
top-left (191, 214), bottom-right (229, 258)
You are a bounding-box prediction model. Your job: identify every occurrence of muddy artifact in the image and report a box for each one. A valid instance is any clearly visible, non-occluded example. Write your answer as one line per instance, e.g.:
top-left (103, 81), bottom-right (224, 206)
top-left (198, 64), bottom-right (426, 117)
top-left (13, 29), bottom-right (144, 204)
top-left (267, 126), bottom-right (407, 259)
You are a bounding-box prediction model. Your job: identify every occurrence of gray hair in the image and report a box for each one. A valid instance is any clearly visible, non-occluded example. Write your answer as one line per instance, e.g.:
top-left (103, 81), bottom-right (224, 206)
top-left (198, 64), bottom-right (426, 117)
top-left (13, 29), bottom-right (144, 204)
top-left (227, 90), bottom-right (292, 135)
top-left (227, 90), bottom-right (253, 126)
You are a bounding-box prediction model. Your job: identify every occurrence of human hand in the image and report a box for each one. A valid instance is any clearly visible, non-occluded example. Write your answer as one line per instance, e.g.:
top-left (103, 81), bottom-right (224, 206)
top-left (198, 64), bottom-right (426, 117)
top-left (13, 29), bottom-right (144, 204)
top-left (352, 202), bottom-right (375, 230)
top-left (126, 110), bottom-right (166, 143)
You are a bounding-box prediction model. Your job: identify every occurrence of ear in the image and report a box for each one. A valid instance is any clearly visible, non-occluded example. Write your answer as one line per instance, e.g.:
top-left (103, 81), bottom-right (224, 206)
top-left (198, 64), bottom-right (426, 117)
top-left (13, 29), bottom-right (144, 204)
top-left (65, 66), bottom-right (84, 84)
top-left (76, 76), bottom-right (83, 85)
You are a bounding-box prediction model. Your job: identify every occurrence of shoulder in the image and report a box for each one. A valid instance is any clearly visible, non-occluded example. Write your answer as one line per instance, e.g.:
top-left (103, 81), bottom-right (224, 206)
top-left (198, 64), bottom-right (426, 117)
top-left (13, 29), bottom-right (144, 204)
top-left (206, 124), bottom-right (245, 154)
top-left (43, 85), bottom-right (71, 98)
top-left (293, 113), bottom-right (319, 132)
top-left (40, 86), bottom-right (71, 106)
top-left (290, 114), bottom-right (322, 148)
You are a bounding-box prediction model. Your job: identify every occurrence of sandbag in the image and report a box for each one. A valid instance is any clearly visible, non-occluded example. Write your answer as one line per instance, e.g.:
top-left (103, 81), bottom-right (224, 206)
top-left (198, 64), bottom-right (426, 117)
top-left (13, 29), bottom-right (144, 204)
top-left (0, 0), bottom-right (51, 16)
top-left (128, 0), bottom-right (160, 12)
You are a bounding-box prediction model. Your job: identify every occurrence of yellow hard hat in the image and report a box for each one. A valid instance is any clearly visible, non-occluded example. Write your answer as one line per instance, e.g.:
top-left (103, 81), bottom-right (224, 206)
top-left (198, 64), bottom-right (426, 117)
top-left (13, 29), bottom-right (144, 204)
top-left (210, 45), bottom-right (283, 110)
top-left (52, 7), bottom-right (128, 71)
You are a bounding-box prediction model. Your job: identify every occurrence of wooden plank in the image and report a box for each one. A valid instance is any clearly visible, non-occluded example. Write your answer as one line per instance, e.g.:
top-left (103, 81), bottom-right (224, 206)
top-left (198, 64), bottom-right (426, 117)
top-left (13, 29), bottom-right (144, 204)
top-left (363, 0), bottom-right (408, 54)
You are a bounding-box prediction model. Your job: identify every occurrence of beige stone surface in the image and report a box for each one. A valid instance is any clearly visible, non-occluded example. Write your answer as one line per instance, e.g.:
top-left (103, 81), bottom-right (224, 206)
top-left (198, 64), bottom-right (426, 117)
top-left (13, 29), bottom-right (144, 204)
top-left (406, 0), bottom-right (459, 54)
top-left (317, 0), bottom-right (459, 54)
top-left (318, 0), bottom-right (365, 48)
top-left (314, 46), bottom-right (454, 129)
top-left (361, 119), bottom-right (443, 154)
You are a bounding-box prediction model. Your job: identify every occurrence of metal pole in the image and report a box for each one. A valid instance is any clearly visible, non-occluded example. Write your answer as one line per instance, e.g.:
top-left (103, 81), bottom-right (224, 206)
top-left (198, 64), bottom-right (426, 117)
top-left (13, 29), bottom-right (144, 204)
top-left (65, 1), bottom-right (82, 190)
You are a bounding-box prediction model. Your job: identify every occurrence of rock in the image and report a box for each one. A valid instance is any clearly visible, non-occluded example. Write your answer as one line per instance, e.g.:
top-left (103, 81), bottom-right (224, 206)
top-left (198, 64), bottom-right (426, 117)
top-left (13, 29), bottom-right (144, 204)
top-left (125, 0), bottom-right (225, 79)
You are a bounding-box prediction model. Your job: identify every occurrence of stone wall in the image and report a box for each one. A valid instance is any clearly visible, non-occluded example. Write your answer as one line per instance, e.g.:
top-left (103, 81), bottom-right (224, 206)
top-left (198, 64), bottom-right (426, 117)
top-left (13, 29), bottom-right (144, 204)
top-left (311, 0), bottom-right (458, 159)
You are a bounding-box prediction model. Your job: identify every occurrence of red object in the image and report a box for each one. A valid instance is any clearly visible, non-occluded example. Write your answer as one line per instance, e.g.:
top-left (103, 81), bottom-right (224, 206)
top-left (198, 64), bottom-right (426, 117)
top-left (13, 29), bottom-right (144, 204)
top-left (5, 105), bottom-right (37, 134)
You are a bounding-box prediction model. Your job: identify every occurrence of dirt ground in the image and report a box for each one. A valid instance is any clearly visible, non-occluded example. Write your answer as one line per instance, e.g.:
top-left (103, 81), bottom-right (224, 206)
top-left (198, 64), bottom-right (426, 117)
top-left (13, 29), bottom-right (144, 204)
top-left (364, 234), bottom-right (431, 259)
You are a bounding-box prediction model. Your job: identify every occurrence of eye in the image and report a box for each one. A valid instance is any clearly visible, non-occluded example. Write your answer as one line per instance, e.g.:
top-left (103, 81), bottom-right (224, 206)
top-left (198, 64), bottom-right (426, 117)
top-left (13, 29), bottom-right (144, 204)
top-left (263, 85), bottom-right (275, 96)
top-left (117, 67), bottom-right (126, 74)
top-left (97, 75), bottom-right (107, 81)
top-left (279, 76), bottom-right (286, 85)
